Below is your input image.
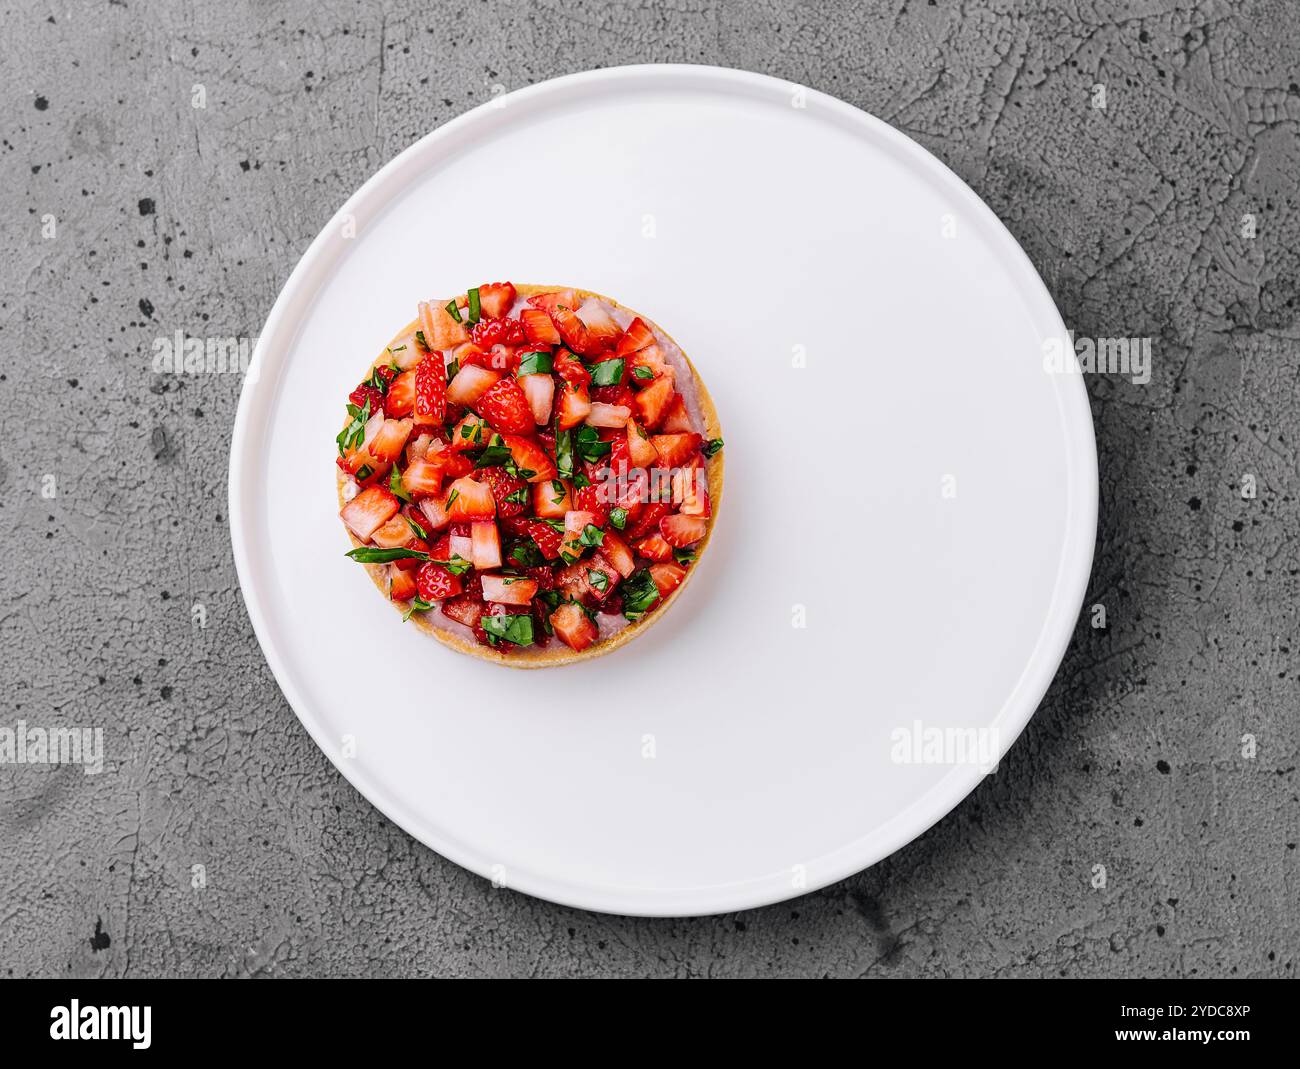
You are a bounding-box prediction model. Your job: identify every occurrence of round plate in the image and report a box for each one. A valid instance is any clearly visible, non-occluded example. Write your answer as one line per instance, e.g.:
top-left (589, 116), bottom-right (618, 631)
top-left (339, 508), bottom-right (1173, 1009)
top-left (230, 64), bottom-right (1097, 917)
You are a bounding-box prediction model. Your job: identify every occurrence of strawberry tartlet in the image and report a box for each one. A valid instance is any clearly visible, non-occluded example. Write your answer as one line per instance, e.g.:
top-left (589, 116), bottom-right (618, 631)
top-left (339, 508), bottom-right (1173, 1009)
top-left (336, 283), bottom-right (723, 667)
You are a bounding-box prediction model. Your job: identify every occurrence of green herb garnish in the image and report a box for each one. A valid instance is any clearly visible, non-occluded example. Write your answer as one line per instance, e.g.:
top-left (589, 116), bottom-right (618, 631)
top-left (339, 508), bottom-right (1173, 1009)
top-left (445, 488), bottom-right (459, 511)
top-left (389, 465), bottom-right (410, 502)
top-left (608, 506), bottom-right (628, 530)
top-left (587, 569), bottom-right (609, 594)
top-left (435, 554), bottom-right (472, 576)
top-left (466, 287), bottom-right (481, 325)
top-left (575, 425), bottom-right (612, 462)
top-left (589, 357), bottom-right (625, 388)
top-left (632, 365), bottom-right (653, 381)
top-left (402, 597), bottom-right (435, 621)
top-left (554, 428), bottom-right (575, 480)
top-left (445, 300), bottom-right (462, 323)
top-left (516, 351), bottom-right (554, 376)
top-left (481, 613), bottom-right (534, 646)
top-left (703, 437), bottom-right (724, 458)
top-left (345, 546), bottom-right (430, 564)
top-left (579, 524), bottom-right (604, 548)
top-left (621, 569), bottom-right (661, 620)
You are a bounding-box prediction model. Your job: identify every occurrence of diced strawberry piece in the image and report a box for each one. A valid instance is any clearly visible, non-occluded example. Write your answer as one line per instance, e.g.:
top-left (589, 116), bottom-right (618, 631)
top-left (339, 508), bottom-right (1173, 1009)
top-left (432, 449), bottom-right (474, 480)
top-left (406, 432), bottom-right (437, 463)
top-left (393, 534), bottom-right (429, 571)
top-left (349, 383), bottom-right (385, 414)
top-left (385, 370), bottom-right (417, 418)
top-left (634, 533), bottom-right (673, 562)
top-left (659, 513), bottom-right (707, 548)
top-left (340, 485), bottom-right (400, 541)
top-left (659, 393), bottom-right (692, 433)
top-left (419, 300), bottom-right (470, 349)
top-left (651, 432), bottom-right (702, 468)
top-left (448, 531), bottom-right (473, 563)
top-left (441, 594), bottom-right (484, 630)
top-left (634, 376), bottom-right (676, 430)
top-left (477, 282), bottom-right (517, 320)
top-left (592, 383), bottom-right (635, 408)
top-left (401, 457), bottom-right (444, 499)
top-left (520, 307), bottom-right (562, 346)
top-left (518, 372), bottom-right (555, 425)
top-left (555, 382), bottom-right (592, 431)
top-left (416, 561), bottom-right (462, 601)
top-left (553, 349), bottom-right (591, 388)
top-left (626, 420), bottom-right (658, 467)
top-left (517, 518), bottom-right (564, 560)
top-left (367, 418), bottom-right (414, 464)
top-left (572, 483), bottom-right (609, 526)
top-left (446, 364), bottom-right (501, 407)
top-left (649, 561), bottom-right (687, 598)
top-left (413, 354), bottom-right (447, 428)
top-left (526, 289), bottom-right (577, 314)
top-left (476, 465), bottom-right (528, 518)
top-left (533, 479), bottom-right (572, 519)
top-left (479, 574), bottom-right (539, 606)
top-left (585, 402), bottom-right (631, 429)
top-left (629, 345), bottom-right (670, 383)
top-left (600, 529), bottom-right (636, 577)
top-left (474, 376), bottom-right (534, 436)
top-left (452, 342), bottom-right (492, 370)
top-left (386, 333), bottom-right (426, 371)
top-left (549, 304), bottom-right (595, 355)
top-left (471, 520), bottom-right (502, 569)
top-left (560, 510), bottom-right (597, 561)
top-left (584, 552), bottom-right (621, 601)
top-left (672, 462), bottom-right (710, 516)
top-left (470, 316), bottom-right (526, 348)
top-left (417, 495), bottom-right (452, 532)
top-left (447, 476), bottom-right (496, 520)
top-left (550, 602), bottom-right (597, 652)
top-left (499, 433), bottom-right (557, 483)
top-left (390, 565), bottom-right (419, 601)
top-left (449, 411), bottom-right (491, 451)
top-left (370, 515), bottom-right (414, 549)
top-left (616, 317), bottom-right (656, 357)
top-left (625, 501), bottom-right (673, 540)
top-left (574, 299), bottom-right (622, 345)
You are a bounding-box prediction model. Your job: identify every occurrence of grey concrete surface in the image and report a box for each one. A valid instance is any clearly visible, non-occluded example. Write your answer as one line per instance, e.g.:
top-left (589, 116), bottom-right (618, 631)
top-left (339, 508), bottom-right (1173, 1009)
top-left (2, 0), bottom-right (1297, 978)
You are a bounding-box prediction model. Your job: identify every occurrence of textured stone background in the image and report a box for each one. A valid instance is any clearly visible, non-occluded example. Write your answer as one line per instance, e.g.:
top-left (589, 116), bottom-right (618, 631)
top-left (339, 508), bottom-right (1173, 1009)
top-left (2, 0), bottom-right (1297, 978)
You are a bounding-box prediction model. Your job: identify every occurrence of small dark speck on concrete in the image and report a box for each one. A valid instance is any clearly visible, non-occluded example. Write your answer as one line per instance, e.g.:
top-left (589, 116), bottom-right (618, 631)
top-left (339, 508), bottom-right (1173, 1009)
top-left (138, 197), bottom-right (155, 215)
top-left (139, 297), bottom-right (154, 317)
top-left (1157, 760), bottom-right (1171, 774)
top-left (1187, 497), bottom-right (1202, 511)
top-left (35, 95), bottom-right (49, 110)
top-left (89, 918), bottom-right (111, 952)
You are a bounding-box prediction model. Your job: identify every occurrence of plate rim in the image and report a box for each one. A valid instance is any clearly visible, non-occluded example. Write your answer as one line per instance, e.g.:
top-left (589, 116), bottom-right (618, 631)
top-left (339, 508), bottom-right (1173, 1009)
top-left (228, 62), bottom-right (1098, 917)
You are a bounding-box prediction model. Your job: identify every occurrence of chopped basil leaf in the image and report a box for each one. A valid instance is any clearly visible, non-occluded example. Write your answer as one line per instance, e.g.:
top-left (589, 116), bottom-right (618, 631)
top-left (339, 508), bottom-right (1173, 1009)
top-left (621, 569), bottom-right (660, 620)
top-left (366, 366), bottom-right (391, 393)
top-left (481, 612), bottom-right (534, 646)
top-left (505, 486), bottom-right (530, 506)
top-left (632, 365), bottom-right (654, 381)
top-left (388, 344), bottom-right (408, 353)
top-left (444, 300), bottom-right (462, 323)
top-left (574, 425), bottom-right (612, 462)
top-left (587, 569), bottom-right (609, 594)
top-left (554, 429), bottom-right (575, 480)
top-left (466, 287), bottom-right (481, 324)
top-left (445, 488), bottom-right (459, 511)
top-left (402, 597), bottom-right (435, 621)
top-left (673, 548), bottom-right (696, 566)
top-left (354, 463), bottom-right (374, 481)
top-left (608, 506), bottom-right (628, 530)
top-left (572, 471), bottom-right (590, 489)
top-left (703, 437), bottom-right (725, 458)
top-left (434, 553), bottom-right (472, 576)
top-left (508, 540), bottom-right (545, 568)
top-left (445, 358), bottom-right (459, 382)
top-left (404, 514), bottom-right (429, 540)
top-left (589, 357), bottom-right (624, 387)
top-left (345, 546), bottom-right (430, 564)
top-left (516, 350), bottom-right (554, 376)
top-left (579, 524), bottom-right (604, 548)
top-left (415, 329), bottom-right (431, 350)
top-left (473, 442), bottom-right (513, 468)
top-left (389, 465), bottom-right (411, 502)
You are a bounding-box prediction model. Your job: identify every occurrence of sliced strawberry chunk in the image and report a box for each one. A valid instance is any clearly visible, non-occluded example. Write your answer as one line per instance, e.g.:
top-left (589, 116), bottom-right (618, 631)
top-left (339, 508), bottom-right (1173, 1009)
top-left (555, 382), bottom-right (592, 431)
top-left (526, 289), bottom-right (577, 314)
top-left (649, 561), bottom-right (687, 598)
top-left (417, 495), bottom-right (452, 532)
top-left (651, 432), bottom-right (702, 468)
top-left (432, 448), bottom-right (474, 480)
top-left (659, 513), bottom-right (707, 548)
top-left (549, 304), bottom-right (595, 354)
top-left (634, 376), bottom-right (676, 430)
top-left (584, 552), bottom-right (621, 602)
top-left (385, 370), bottom-right (417, 418)
top-left (474, 376), bottom-right (534, 435)
top-left (416, 561), bottom-right (463, 601)
top-left (476, 465), bottom-right (528, 518)
top-left (553, 349), bottom-right (591, 388)
top-left (599, 529), bottom-right (636, 577)
top-left (516, 517), bottom-right (563, 560)
top-left (628, 344), bottom-right (670, 383)
top-left (518, 372), bottom-right (555, 425)
top-left (572, 482), bottom-right (609, 527)
top-left (367, 418), bottom-right (414, 464)
top-left (470, 317), bottom-right (526, 350)
top-left (520, 307), bottom-right (562, 346)
top-left (533, 479), bottom-right (572, 519)
top-left (592, 383), bottom-right (635, 408)
top-left (560, 509), bottom-right (598, 562)
top-left (413, 354), bottom-right (447, 428)
top-left (625, 501), bottom-right (673, 540)
top-left (659, 394), bottom-right (692, 433)
top-left (367, 515), bottom-right (410, 549)
top-left (340, 485), bottom-right (400, 541)
top-left (389, 565), bottom-right (419, 601)
top-left (574, 299), bottom-right (622, 346)
top-left (449, 411), bottom-right (491, 451)
top-left (471, 520), bottom-right (502, 569)
top-left (446, 475), bottom-right (496, 520)
top-left (441, 594), bottom-right (484, 630)
top-left (499, 433), bottom-right (557, 483)
top-left (480, 574), bottom-right (539, 606)
top-left (446, 364), bottom-right (501, 407)
top-left (634, 532), bottom-right (674, 562)
top-left (616, 317), bottom-right (656, 357)
top-left (419, 300), bottom-right (470, 349)
top-left (626, 420), bottom-right (658, 467)
top-left (550, 602), bottom-right (597, 652)
top-left (477, 282), bottom-right (517, 320)
top-left (585, 402), bottom-right (631, 429)
top-left (400, 457), bottom-right (443, 499)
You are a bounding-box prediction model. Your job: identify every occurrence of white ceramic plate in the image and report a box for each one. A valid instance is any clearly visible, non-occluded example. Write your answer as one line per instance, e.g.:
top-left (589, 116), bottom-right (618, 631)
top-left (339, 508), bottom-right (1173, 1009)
top-left (230, 65), bottom-right (1096, 916)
